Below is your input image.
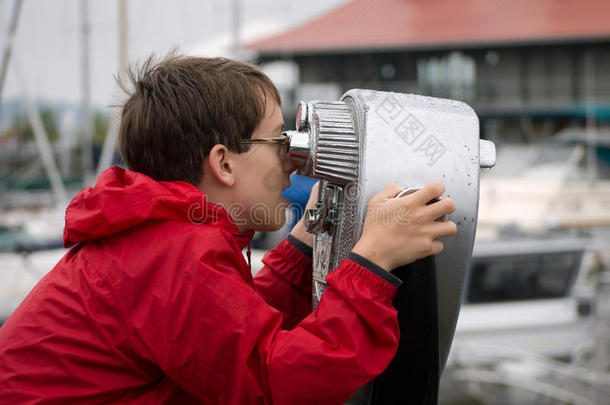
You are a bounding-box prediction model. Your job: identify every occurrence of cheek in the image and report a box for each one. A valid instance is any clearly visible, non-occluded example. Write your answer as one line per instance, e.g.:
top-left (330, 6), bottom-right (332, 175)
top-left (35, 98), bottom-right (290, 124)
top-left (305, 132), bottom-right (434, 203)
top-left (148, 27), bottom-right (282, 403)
top-left (261, 164), bottom-right (285, 192)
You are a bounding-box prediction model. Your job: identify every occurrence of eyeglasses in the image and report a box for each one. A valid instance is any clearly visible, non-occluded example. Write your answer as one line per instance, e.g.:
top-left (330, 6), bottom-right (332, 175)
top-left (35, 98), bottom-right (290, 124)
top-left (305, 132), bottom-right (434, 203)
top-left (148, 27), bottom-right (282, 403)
top-left (239, 133), bottom-right (290, 154)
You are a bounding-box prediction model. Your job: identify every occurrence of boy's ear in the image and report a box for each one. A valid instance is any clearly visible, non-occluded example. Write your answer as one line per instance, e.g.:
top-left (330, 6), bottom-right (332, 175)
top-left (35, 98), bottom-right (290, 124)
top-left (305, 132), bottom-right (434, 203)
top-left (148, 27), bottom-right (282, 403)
top-left (205, 144), bottom-right (235, 187)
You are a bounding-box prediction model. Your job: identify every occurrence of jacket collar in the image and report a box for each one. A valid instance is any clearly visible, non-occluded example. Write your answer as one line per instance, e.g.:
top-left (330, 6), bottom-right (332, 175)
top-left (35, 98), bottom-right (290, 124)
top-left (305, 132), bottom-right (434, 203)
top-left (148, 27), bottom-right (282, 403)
top-left (63, 166), bottom-right (254, 249)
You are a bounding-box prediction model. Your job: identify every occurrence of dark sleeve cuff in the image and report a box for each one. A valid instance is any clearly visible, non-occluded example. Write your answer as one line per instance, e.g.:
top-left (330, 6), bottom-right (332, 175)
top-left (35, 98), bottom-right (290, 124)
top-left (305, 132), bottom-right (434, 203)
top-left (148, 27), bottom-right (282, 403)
top-left (286, 234), bottom-right (313, 258)
top-left (347, 252), bottom-right (403, 288)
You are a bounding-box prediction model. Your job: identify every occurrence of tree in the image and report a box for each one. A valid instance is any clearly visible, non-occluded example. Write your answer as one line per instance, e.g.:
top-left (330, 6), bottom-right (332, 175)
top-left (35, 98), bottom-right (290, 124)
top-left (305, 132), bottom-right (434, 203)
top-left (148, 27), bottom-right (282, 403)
top-left (93, 111), bottom-right (110, 144)
top-left (9, 106), bottom-right (59, 143)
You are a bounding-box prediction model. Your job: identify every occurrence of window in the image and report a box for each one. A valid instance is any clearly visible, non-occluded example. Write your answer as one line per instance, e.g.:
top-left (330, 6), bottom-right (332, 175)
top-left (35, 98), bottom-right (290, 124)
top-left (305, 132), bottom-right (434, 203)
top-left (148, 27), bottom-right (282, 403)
top-left (466, 252), bottom-right (581, 304)
top-left (417, 51), bottom-right (476, 101)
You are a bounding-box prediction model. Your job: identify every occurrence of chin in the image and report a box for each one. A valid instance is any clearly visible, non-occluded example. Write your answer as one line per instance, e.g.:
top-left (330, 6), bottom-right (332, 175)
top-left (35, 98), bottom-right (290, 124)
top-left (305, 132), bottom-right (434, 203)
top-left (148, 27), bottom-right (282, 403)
top-left (253, 220), bottom-right (285, 233)
top-left (269, 213), bottom-right (287, 232)
top-left (249, 210), bottom-right (285, 232)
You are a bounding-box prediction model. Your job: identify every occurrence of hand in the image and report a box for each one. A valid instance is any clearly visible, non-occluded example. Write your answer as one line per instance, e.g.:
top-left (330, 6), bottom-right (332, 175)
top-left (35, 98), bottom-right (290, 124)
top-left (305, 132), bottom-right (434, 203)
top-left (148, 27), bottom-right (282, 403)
top-left (352, 182), bottom-right (457, 271)
top-left (288, 182), bottom-right (320, 248)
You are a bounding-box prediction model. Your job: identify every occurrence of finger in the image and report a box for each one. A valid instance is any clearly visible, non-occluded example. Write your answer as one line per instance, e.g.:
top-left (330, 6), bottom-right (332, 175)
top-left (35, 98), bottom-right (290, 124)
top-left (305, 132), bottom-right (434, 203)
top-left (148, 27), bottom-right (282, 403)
top-left (411, 181), bottom-right (445, 205)
top-left (308, 182), bottom-right (320, 199)
top-left (430, 240), bottom-right (445, 255)
top-left (304, 182), bottom-right (319, 204)
top-left (371, 184), bottom-right (403, 203)
top-left (426, 220), bottom-right (458, 239)
top-left (422, 197), bottom-right (456, 221)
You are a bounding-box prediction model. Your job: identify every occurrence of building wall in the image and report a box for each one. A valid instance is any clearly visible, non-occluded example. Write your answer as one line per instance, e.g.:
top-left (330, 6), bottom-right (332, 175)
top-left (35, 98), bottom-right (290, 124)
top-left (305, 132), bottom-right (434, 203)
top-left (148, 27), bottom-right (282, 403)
top-left (263, 41), bottom-right (610, 138)
top-left (474, 45), bottom-right (610, 111)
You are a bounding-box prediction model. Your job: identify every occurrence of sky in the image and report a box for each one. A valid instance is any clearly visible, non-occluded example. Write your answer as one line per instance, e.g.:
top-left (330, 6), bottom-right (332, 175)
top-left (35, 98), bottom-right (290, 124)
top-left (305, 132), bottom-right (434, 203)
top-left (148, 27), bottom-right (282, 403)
top-left (1, 0), bottom-right (347, 109)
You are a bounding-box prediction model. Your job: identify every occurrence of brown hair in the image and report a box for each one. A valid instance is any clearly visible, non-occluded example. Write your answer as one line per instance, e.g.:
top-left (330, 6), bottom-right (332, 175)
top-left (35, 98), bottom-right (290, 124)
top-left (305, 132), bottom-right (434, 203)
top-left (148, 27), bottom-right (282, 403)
top-left (118, 53), bottom-right (281, 185)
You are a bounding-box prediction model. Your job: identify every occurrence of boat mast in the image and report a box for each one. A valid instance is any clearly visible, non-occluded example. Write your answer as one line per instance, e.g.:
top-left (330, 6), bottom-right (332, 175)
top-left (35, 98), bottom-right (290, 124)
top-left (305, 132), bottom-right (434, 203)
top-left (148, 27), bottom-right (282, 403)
top-left (96, 0), bottom-right (127, 176)
top-left (231, 0), bottom-right (241, 59)
top-left (0, 0), bottom-right (67, 206)
top-left (0, 0), bottom-right (23, 107)
top-left (80, 0), bottom-right (94, 186)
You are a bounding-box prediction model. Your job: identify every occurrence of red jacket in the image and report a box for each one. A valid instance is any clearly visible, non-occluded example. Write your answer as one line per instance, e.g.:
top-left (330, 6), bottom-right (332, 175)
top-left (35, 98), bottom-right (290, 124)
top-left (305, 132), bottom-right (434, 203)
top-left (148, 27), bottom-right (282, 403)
top-left (0, 167), bottom-right (399, 404)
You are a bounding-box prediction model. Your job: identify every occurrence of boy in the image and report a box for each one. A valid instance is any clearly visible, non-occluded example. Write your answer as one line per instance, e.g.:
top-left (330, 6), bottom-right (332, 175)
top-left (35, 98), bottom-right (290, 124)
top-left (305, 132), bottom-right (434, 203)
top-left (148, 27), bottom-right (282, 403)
top-left (0, 54), bottom-right (456, 404)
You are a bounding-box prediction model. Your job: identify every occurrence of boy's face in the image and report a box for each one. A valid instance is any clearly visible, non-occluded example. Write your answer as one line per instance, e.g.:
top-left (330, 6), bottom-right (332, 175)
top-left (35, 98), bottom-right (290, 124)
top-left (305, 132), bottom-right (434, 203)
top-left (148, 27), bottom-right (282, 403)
top-left (232, 98), bottom-right (295, 232)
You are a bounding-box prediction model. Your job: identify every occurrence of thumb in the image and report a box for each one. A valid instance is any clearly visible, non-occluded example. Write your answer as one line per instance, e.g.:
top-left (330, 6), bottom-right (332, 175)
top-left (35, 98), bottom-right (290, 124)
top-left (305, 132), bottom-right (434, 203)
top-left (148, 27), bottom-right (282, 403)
top-left (310, 181), bottom-right (320, 195)
top-left (306, 182), bottom-right (320, 206)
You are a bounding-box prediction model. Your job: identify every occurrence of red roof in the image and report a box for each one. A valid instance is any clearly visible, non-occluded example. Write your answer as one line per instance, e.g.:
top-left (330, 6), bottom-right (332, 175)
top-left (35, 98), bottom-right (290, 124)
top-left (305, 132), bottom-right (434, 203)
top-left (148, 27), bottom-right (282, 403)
top-left (247, 0), bottom-right (610, 53)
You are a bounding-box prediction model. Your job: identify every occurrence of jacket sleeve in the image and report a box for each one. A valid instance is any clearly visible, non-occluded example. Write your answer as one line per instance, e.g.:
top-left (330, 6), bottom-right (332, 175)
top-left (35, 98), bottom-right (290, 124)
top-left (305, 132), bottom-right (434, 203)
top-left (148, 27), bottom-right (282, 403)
top-left (253, 237), bottom-right (313, 329)
top-left (134, 256), bottom-right (400, 405)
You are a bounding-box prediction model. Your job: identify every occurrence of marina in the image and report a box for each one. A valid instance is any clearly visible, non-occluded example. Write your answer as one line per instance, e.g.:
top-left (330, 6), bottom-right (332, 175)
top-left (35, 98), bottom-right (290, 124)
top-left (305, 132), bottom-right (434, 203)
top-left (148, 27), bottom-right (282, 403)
top-left (2, 0), bottom-right (610, 403)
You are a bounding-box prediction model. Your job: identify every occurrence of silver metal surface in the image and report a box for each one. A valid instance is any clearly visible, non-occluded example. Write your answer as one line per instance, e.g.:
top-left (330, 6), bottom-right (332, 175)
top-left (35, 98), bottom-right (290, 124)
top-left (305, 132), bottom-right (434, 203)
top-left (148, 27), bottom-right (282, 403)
top-left (296, 100), bottom-right (308, 130)
top-left (396, 186), bottom-right (423, 199)
top-left (479, 140), bottom-right (496, 168)
top-left (285, 129), bottom-right (310, 169)
top-left (346, 89), bottom-right (484, 369)
top-left (288, 101), bottom-right (359, 184)
top-left (290, 89), bottom-right (495, 369)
